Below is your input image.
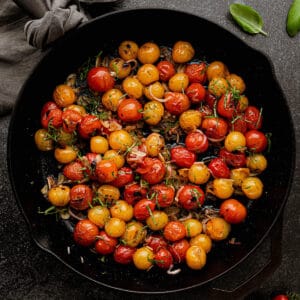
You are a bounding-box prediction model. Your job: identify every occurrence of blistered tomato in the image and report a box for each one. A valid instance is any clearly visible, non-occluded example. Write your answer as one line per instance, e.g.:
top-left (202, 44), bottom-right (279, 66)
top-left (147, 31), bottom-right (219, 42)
top-left (171, 146), bottom-right (196, 168)
top-left (87, 67), bottom-right (115, 92)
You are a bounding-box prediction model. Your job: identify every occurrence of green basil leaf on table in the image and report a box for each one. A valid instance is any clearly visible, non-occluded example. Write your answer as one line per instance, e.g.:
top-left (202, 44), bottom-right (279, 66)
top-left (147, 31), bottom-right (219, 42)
top-left (286, 0), bottom-right (300, 37)
top-left (229, 3), bottom-right (268, 36)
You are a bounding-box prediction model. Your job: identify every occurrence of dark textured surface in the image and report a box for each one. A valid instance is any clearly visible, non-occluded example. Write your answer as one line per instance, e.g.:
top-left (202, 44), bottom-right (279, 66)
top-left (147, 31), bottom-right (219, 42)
top-left (1, 0), bottom-right (299, 299)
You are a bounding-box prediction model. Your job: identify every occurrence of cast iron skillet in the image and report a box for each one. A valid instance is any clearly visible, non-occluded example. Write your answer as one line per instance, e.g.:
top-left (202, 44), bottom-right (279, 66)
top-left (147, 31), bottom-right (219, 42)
top-left (7, 8), bottom-right (295, 294)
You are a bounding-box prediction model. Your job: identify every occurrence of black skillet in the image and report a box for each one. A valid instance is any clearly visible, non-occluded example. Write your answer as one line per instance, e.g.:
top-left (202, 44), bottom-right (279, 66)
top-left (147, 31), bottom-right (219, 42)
top-left (7, 8), bottom-right (295, 294)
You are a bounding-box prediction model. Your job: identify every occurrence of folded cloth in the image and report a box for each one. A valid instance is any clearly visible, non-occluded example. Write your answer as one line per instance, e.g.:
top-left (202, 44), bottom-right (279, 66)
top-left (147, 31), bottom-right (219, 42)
top-left (14, 0), bottom-right (88, 49)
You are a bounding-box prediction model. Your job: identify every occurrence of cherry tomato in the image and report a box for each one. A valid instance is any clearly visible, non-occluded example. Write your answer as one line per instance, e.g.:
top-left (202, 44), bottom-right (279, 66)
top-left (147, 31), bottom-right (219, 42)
top-left (172, 41), bottom-right (195, 63)
top-left (136, 157), bottom-right (166, 185)
top-left (113, 245), bottom-right (136, 264)
top-left (206, 61), bottom-right (229, 81)
top-left (123, 182), bottom-right (147, 205)
top-left (201, 117), bottom-right (228, 140)
top-left (133, 198), bottom-right (155, 221)
top-left (117, 98), bottom-right (142, 122)
top-left (176, 185), bottom-right (205, 210)
top-left (137, 63), bottom-right (159, 85)
top-left (204, 91), bottom-right (217, 109)
top-left (73, 219), bottom-right (99, 247)
top-left (231, 114), bottom-right (248, 134)
top-left (185, 82), bottom-right (206, 104)
top-left (88, 205), bottom-right (110, 228)
top-left (170, 146), bottom-right (196, 168)
top-left (272, 295), bottom-right (289, 300)
top-left (132, 246), bottom-right (154, 270)
top-left (156, 60), bottom-right (176, 81)
top-left (78, 114), bottom-right (102, 139)
top-left (146, 210), bottom-right (169, 231)
top-left (110, 200), bottom-right (133, 222)
top-left (126, 143), bottom-right (147, 168)
top-left (70, 184), bottom-right (93, 211)
top-left (168, 239), bottom-right (190, 263)
top-left (41, 107), bottom-right (63, 129)
top-left (217, 92), bottom-right (236, 119)
top-left (94, 231), bottom-right (117, 255)
top-left (186, 245), bottom-right (206, 270)
top-left (34, 129), bottom-right (54, 151)
top-left (53, 84), bottom-right (76, 107)
top-left (164, 92), bottom-right (190, 115)
top-left (244, 105), bottom-right (263, 130)
top-left (150, 184), bottom-right (175, 208)
top-left (105, 217), bottom-right (126, 238)
top-left (188, 162), bottom-right (211, 185)
top-left (81, 153), bottom-right (101, 180)
top-left (137, 42), bottom-right (160, 64)
top-left (48, 185), bottom-right (70, 207)
top-left (63, 161), bottom-right (85, 181)
top-left (87, 67), bottom-right (115, 92)
top-left (185, 130), bottom-right (209, 153)
top-left (110, 166), bottom-right (134, 187)
top-left (154, 248), bottom-right (173, 269)
top-left (208, 157), bottom-right (230, 178)
top-left (185, 62), bottom-right (207, 83)
top-left (145, 234), bottom-right (168, 253)
top-left (220, 199), bottom-right (247, 224)
top-left (118, 40), bottom-right (139, 61)
top-left (163, 221), bottom-right (186, 242)
top-left (121, 220), bottom-right (146, 247)
top-left (95, 160), bottom-right (118, 183)
top-left (245, 130), bottom-right (268, 152)
top-left (219, 148), bottom-right (246, 168)
top-left (61, 109), bottom-right (82, 133)
top-left (205, 217), bottom-right (231, 241)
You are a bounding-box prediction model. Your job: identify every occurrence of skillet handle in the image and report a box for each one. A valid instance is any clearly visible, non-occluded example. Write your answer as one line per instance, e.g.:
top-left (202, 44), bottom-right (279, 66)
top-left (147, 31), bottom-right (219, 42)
top-left (208, 214), bottom-right (283, 299)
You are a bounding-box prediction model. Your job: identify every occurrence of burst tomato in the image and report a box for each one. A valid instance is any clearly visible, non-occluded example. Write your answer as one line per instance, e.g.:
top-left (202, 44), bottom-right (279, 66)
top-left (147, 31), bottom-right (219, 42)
top-left (156, 60), bottom-right (176, 81)
top-left (70, 184), bottom-right (93, 211)
top-left (170, 146), bottom-right (196, 168)
top-left (123, 182), bottom-right (147, 205)
top-left (78, 114), bottom-right (102, 139)
top-left (113, 245), bottom-right (136, 264)
top-left (164, 221), bottom-right (186, 242)
top-left (133, 198), bottom-right (155, 221)
top-left (168, 239), bottom-right (190, 263)
top-left (154, 248), bottom-right (173, 269)
top-left (164, 92), bottom-right (190, 115)
top-left (184, 62), bottom-right (207, 84)
top-left (208, 157), bottom-right (230, 178)
top-left (217, 92), bottom-right (236, 119)
top-left (244, 105), bottom-right (262, 130)
top-left (176, 185), bottom-right (205, 210)
top-left (110, 166), bottom-right (134, 187)
top-left (219, 148), bottom-right (246, 168)
top-left (150, 184), bottom-right (175, 208)
top-left (145, 234), bottom-right (168, 253)
top-left (41, 107), bottom-right (63, 129)
top-left (185, 82), bottom-right (206, 104)
top-left (61, 109), bottom-right (82, 133)
top-left (185, 130), bottom-right (209, 153)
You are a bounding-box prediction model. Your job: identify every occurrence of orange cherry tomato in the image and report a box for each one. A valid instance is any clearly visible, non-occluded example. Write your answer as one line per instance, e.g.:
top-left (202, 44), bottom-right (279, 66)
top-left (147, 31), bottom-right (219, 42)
top-left (220, 198), bottom-right (247, 224)
top-left (73, 219), bottom-right (99, 247)
top-left (87, 67), bottom-right (115, 92)
top-left (164, 92), bottom-right (190, 115)
top-left (95, 160), bottom-right (118, 183)
top-left (163, 221), bottom-right (186, 242)
top-left (117, 98), bottom-right (142, 122)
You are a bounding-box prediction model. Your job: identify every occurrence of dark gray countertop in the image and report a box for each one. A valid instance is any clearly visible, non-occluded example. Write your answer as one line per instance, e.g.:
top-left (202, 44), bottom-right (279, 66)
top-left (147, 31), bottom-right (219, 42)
top-left (0, 0), bottom-right (299, 299)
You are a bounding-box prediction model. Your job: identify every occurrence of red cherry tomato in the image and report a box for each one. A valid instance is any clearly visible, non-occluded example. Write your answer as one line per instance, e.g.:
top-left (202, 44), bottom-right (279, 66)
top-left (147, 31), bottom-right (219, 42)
top-left (110, 166), bottom-right (134, 187)
top-left (41, 101), bottom-right (59, 117)
top-left (217, 92), bottom-right (236, 119)
top-left (219, 148), bottom-right (246, 168)
top-left (70, 184), bottom-right (93, 211)
top-left (208, 157), bottom-right (230, 179)
top-left (95, 231), bottom-right (118, 255)
top-left (78, 114), bottom-right (102, 139)
top-left (126, 143), bottom-right (147, 169)
top-left (244, 105), bottom-right (263, 130)
top-left (170, 146), bottom-right (196, 168)
top-left (117, 98), bottom-right (143, 122)
top-left (199, 104), bottom-right (213, 117)
top-left (150, 184), bottom-right (175, 208)
top-left (185, 62), bottom-right (207, 84)
top-left (220, 199), bottom-right (247, 224)
top-left (201, 117), bottom-right (228, 140)
top-left (145, 234), bottom-right (168, 253)
top-left (41, 107), bottom-right (63, 129)
top-left (81, 152), bottom-right (101, 180)
top-left (113, 245), bottom-right (136, 264)
top-left (272, 295), bottom-right (289, 300)
top-left (95, 160), bottom-right (118, 183)
top-left (205, 91), bottom-right (217, 109)
top-left (245, 130), bottom-right (268, 152)
top-left (63, 161), bottom-right (85, 181)
top-left (176, 185), bottom-right (205, 210)
top-left (73, 219), bottom-right (99, 247)
top-left (136, 157), bottom-right (166, 185)
top-left (168, 239), bottom-right (190, 263)
top-left (185, 130), bottom-right (209, 153)
top-left (163, 221), bottom-right (186, 242)
top-left (133, 198), bottom-right (155, 221)
top-left (164, 92), bottom-right (190, 115)
top-left (185, 83), bottom-right (206, 103)
top-left (231, 114), bottom-right (247, 134)
top-left (61, 109), bottom-right (82, 133)
top-left (156, 60), bottom-right (176, 81)
top-left (123, 182), bottom-right (147, 205)
top-left (87, 67), bottom-right (115, 92)
top-left (154, 248), bottom-right (173, 269)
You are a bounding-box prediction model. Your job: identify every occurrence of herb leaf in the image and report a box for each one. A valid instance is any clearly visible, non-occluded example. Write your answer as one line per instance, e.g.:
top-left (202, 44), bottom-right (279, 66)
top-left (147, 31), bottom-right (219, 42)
top-left (286, 0), bottom-right (300, 37)
top-left (229, 3), bottom-right (268, 36)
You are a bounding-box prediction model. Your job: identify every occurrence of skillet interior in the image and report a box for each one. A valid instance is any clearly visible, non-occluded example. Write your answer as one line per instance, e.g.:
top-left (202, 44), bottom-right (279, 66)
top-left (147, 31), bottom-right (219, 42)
top-left (7, 8), bottom-right (295, 293)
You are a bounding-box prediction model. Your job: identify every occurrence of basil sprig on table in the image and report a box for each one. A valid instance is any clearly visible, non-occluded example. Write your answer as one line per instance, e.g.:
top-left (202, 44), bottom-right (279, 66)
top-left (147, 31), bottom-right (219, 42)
top-left (286, 0), bottom-right (300, 37)
top-left (229, 3), bottom-right (267, 36)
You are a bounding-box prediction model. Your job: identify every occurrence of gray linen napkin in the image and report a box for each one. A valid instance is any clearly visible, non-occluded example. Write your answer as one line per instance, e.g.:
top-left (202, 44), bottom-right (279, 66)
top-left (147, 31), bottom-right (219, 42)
top-left (0, 0), bottom-right (88, 116)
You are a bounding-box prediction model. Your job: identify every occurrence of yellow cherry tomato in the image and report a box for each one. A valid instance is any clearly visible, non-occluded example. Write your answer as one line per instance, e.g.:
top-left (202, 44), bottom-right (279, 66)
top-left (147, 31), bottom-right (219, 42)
top-left (230, 168), bottom-right (250, 187)
top-left (190, 234), bottom-right (212, 253)
top-left (97, 185), bottom-right (120, 204)
top-left (88, 205), bottom-right (110, 228)
top-left (103, 149), bottom-right (125, 169)
top-left (54, 145), bottom-right (77, 164)
top-left (172, 41), bottom-right (195, 63)
top-left (246, 153), bottom-right (268, 174)
top-left (206, 61), bottom-right (229, 81)
top-left (188, 162), bottom-right (210, 185)
top-left (110, 200), bottom-right (134, 222)
top-left (185, 245), bottom-right (206, 270)
top-left (168, 73), bottom-right (189, 92)
top-left (118, 40), bottom-right (139, 61)
top-left (108, 129), bottom-right (133, 152)
top-left (226, 73), bottom-right (246, 94)
top-left (90, 136), bottom-right (109, 154)
top-left (34, 129), bottom-right (54, 151)
top-left (145, 132), bottom-right (165, 157)
top-left (205, 217), bottom-right (231, 241)
top-left (146, 210), bottom-right (169, 231)
top-left (137, 42), bottom-right (160, 64)
top-left (48, 185), bottom-right (70, 206)
top-left (144, 81), bottom-right (165, 101)
top-left (53, 84), bottom-right (76, 108)
top-left (137, 64), bottom-right (159, 86)
top-left (143, 101), bottom-right (164, 125)
top-left (109, 58), bottom-right (132, 79)
top-left (224, 131), bottom-right (246, 152)
top-left (208, 77), bottom-right (229, 97)
top-left (104, 217), bottom-right (126, 238)
top-left (213, 178), bottom-right (234, 199)
top-left (242, 176), bottom-right (264, 200)
top-left (183, 218), bottom-right (203, 238)
top-left (122, 77), bottom-right (144, 99)
top-left (133, 246), bottom-right (154, 270)
top-left (102, 88), bottom-right (123, 112)
top-left (179, 109), bottom-right (202, 132)
top-left (65, 104), bottom-right (86, 116)
top-left (121, 221), bottom-right (146, 247)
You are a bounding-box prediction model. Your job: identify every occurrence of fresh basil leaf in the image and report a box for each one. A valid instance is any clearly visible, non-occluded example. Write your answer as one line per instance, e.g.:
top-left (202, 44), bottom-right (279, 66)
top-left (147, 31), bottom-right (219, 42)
top-left (286, 0), bottom-right (300, 37)
top-left (229, 3), bottom-right (268, 36)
